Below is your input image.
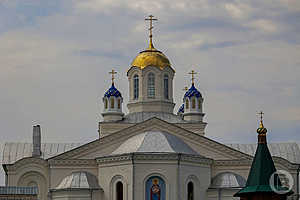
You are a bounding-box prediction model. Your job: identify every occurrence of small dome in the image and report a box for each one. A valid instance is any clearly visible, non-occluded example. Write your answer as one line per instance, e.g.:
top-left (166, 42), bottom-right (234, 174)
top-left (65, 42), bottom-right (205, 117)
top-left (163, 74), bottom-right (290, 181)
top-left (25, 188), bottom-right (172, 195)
top-left (210, 172), bottom-right (246, 188)
top-left (56, 171), bottom-right (100, 190)
top-left (112, 131), bottom-right (198, 155)
top-left (130, 48), bottom-right (173, 71)
top-left (104, 83), bottom-right (122, 98)
top-left (177, 104), bottom-right (184, 114)
top-left (184, 84), bottom-right (202, 99)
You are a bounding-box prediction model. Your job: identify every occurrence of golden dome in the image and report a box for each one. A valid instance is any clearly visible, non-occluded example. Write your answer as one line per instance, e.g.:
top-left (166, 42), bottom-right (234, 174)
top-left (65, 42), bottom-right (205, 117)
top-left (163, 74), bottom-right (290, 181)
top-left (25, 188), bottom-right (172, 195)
top-left (130, 46), bottom-right (173, 71)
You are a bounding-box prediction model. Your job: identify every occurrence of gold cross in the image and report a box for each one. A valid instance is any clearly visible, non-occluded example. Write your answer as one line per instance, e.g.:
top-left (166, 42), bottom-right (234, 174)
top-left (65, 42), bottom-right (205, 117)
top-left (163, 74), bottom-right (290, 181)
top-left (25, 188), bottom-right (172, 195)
top-left (109, 69), bottom-right (117, 84)
top-left (188, 70), bottom-right (197, 84)
top-left (145, 15), bottom-right (158, 48)
top-left (257, 111), bottom-right (264, 122)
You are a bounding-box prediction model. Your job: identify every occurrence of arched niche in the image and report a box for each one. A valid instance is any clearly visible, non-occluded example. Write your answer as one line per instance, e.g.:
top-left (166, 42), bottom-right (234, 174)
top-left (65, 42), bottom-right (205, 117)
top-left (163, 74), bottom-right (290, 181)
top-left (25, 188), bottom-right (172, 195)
top-left (17, 171), bottom-right (47, 200)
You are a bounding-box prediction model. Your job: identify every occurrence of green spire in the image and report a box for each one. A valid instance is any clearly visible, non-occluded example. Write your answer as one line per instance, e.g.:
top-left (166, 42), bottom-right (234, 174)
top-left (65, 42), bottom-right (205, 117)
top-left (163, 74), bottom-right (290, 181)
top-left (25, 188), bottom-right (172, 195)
top-left (234, 113), bottom-right (290, 197)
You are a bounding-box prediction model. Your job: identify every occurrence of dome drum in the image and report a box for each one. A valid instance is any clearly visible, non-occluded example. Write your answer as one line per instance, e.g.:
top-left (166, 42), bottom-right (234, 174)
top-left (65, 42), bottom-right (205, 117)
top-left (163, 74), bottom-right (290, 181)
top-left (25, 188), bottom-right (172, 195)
top-left (182, 84), bottom-right (204, 122)
top-left (127, 51), bottom-right (175, 114)
top-left (102, 83), bottom-right (124, 122)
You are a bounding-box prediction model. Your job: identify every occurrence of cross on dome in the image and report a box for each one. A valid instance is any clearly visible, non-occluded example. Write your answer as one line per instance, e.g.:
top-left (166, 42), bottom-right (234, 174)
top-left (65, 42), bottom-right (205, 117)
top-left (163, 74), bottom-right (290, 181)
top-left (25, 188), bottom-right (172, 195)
top-left (109, 69), bottom-right (117, 84)
top-left (257, 111), bottom-right (264, 122)
top-left (188, 70), bottom-right (197, 84)
top-left (145, 15), bottom-right (158, 49)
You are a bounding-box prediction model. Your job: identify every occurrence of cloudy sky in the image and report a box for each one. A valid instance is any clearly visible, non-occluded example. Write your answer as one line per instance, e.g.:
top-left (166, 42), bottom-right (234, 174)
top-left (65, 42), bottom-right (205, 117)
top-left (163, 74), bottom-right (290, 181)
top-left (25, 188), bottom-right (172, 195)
top-left (0, 0), bottom-right (300, 184)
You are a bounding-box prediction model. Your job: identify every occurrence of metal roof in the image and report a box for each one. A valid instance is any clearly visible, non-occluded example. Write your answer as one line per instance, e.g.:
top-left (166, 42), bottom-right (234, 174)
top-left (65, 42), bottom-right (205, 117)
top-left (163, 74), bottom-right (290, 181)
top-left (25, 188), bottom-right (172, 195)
top-left (0, 186), bottom-right (38, 195)
top-left (55, 171), bottom-right (100, 190)
top-left (226, 143), bottom-right (300, 164)
top-left (210, 172), bottom-right (246, 188)
top-left (112, 131), bottom-right (198, 155)
top-left (2, 142), bottom-right (82, 164)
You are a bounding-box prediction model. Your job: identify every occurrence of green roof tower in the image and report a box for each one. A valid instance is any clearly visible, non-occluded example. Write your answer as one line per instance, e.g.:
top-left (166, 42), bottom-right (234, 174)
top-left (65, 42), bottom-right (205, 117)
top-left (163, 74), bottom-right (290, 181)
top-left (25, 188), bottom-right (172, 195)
top-left (234, 112), bottom-right (293, 200)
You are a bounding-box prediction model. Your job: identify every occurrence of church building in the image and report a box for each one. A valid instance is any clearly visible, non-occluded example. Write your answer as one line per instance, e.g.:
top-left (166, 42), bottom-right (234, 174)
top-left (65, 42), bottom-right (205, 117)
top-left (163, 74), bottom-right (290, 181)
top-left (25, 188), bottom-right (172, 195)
top-left (2, 16), bottom-right (300, 200)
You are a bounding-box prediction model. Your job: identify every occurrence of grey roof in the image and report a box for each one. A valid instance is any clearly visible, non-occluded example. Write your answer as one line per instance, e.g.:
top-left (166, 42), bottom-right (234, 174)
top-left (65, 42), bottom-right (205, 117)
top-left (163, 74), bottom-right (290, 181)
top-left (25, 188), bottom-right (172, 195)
top-left (0, 186), bottom-right (38, 195)
top-left (210, 172), bottom-right (246, 189)
top-left (55, 171), bottom-right (100, 190)
top-left (226, 143), bottom-right (300, 164)
top-left (2, 142), bottom-right (82, 164)
top-left (112, 131), bottom-right (198, 155)
top-left (122, 112), bottom-right (185, 123)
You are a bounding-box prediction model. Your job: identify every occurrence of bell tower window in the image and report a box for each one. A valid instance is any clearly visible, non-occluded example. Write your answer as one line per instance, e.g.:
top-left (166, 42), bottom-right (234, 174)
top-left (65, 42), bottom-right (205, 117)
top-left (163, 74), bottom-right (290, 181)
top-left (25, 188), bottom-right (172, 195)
top-left (192, 98), bottom-right (196, 109)
top-left (116, 181), bottom-right (123, 200)
top-left (104, 99), bottom-right (108, 109)
top-left (111, 98), bottom-right (115, 109)
top-left (133, 74), bottom-right (139, 99)
top-left (164, 74), bottom-right (169, 99)
top-left (185, 99), bottom-right (189, 109)
top-left (148, 73), bottom-right (155, 98)
top-left (118, 99), bottom-right (121, 109)
top-left (198, 99), bottom-right (201, 110)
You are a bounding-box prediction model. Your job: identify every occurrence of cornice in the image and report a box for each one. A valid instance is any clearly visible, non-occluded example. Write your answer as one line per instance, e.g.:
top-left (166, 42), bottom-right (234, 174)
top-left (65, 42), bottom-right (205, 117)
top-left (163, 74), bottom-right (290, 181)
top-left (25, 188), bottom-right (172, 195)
top-left (49, 159), bottom-right (97, 167)
top-left (214, 157), bottom-right (300, 170)
top-left (96, 153), bottom-right (212, 165)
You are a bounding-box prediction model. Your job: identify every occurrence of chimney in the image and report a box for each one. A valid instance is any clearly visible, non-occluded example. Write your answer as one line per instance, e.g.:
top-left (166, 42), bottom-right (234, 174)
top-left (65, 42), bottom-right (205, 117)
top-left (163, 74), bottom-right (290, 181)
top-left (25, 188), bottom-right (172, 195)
top-left (32, 125), bottom-right (41, 157)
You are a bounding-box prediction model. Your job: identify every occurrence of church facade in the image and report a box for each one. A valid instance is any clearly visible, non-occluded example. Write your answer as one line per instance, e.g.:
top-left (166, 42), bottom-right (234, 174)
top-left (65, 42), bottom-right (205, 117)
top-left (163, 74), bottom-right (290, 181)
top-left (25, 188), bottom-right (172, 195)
top-left (2, 17), bottom-right (300, 200)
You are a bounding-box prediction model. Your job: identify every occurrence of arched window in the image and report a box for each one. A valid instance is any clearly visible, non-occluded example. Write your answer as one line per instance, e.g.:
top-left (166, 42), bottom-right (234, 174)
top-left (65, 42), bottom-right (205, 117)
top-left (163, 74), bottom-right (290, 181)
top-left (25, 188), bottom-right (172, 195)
top-left (116, 181), bottom-right (123, 200)
top-left (133, 74), bottom-right (139, 99)
top-left (111, 98), bottom-right (115, 109)
top-left (148, 73), bottom-right (155, 98)
top-left (192, 98), bottom-right (196, 109)
top-left (118, 99), bottom-right (121, 109)
top-left (164, 74), bottom-right (169, 99)
top-left (185, 99), bottom-right (189, 109)
top-left (198, 99), bottom-right (201, 110)
top-left (104, 98), bottom-right (108, 109)
top-left (187, 181), bottom-right (194, 200)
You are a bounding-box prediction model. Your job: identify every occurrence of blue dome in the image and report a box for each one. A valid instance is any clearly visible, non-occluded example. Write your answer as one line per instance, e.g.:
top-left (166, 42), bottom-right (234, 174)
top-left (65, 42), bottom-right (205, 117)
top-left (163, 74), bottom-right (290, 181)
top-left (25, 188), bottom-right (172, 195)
top-left (178, 104), bottom-right (184, 114)
top-left (104, 83), bottom-right (122, 98)
top-left (184, 83), bottom-right (202, 99)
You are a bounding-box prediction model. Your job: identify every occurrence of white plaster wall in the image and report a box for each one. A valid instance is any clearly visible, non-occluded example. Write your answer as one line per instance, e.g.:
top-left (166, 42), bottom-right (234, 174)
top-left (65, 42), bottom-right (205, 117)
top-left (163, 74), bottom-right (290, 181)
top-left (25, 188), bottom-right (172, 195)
top-left (98, 161), bottom-right (133, 200)
top-left (134, 161), bottom-right (178, 200)
top-left (51, 190), bottom-right (92, 200)
top-left (180, 162), bottom-right (211, 200)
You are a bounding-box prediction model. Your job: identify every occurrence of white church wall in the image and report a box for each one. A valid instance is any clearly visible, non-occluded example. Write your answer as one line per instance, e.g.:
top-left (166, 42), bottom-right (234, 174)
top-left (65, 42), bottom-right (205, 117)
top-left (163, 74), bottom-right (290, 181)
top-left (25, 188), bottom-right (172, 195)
top-left (51, 190), bottom-right (92, 200)
top-left (207, 189), bottom-right (241, 200)
top-left (180, 162), bottom-right (211, 200)
top-left (134, 161), bottom-right (177, 200)
top-left (98, 161), bottom-right (133, 200)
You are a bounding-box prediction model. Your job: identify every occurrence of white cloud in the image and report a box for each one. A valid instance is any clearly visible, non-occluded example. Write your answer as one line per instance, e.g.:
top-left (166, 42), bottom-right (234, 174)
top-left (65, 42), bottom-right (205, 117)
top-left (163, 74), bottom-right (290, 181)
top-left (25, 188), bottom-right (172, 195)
top-left (247, 19), bottom-right (278, 33)
top-left (225, 3), bottom-right (252, 19)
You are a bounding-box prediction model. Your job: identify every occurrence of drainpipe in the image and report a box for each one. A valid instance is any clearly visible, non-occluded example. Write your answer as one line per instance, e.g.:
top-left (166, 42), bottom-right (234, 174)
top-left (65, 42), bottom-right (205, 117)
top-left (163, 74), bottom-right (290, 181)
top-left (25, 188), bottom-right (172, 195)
top-left (297, 165), bottom-right (300, 200)
top-left (177, 154), bottom-right (181, 200)
top-left (132, 153), bottom-right (135, 200)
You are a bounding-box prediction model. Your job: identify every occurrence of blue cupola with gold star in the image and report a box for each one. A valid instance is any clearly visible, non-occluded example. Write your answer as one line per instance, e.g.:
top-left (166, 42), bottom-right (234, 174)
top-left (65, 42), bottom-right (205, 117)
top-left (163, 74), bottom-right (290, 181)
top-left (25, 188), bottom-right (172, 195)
top-left (102, 70), bottom-right (124, 122)
top-left (182, 70), bottom-right (204, 122)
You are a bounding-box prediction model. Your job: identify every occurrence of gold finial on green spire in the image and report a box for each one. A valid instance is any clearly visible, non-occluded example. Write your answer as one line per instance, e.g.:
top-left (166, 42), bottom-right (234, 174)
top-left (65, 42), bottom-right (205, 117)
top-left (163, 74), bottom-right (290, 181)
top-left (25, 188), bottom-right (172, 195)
top-left (109, 69), bottom-right (117, 85)
top-left (145, 15), bottom-right (158, 50)
top-left (257, 111), bottom-right (267, 134)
